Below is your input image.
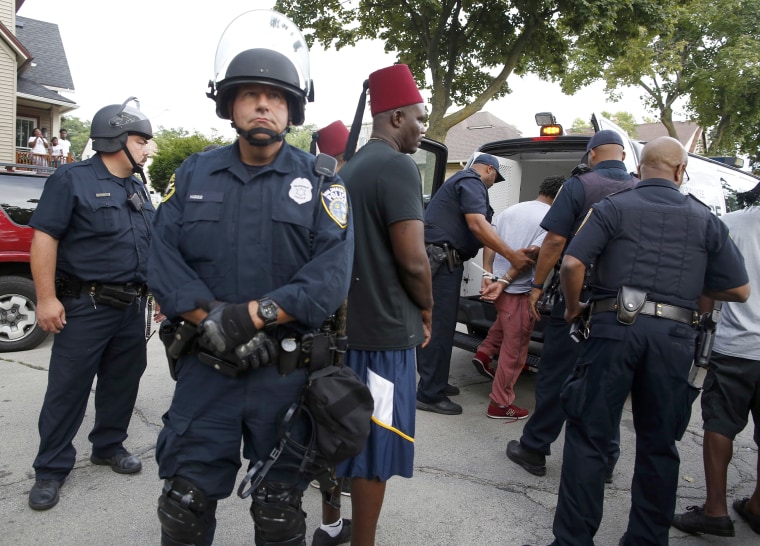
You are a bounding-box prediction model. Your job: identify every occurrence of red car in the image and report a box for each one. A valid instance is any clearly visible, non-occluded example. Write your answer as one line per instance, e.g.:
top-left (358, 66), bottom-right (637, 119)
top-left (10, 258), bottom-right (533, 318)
top-left (0, 165), bottom-right (51, 351)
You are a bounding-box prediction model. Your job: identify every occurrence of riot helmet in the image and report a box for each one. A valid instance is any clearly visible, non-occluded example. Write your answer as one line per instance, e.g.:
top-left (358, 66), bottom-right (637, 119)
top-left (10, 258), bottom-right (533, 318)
top-left (90, 97), bottom-right (153, 153)
top-left (90, 97), bottom-right (153, 181)
top-left (207, 10), bottom-right (313, 127)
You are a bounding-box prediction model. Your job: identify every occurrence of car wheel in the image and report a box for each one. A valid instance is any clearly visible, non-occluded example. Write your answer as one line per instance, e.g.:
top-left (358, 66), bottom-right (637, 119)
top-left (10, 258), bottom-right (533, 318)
top-left (0, 275), bottom-right (49, 352)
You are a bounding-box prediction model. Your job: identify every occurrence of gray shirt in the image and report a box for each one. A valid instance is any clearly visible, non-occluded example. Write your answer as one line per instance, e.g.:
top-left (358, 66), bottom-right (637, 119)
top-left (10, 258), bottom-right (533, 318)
top-left (713, 207), bottom-right (760, 359)
top-left (491, 199), bottom-right (550, 294)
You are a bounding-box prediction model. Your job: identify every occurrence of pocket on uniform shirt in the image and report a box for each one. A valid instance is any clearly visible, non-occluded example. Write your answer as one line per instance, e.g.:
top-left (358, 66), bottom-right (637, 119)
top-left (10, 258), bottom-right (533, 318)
top-left (184, 194), bottom-right (223, 222)
top-left (181, 194), bottom-right (225, 271)
top-left (89, 199), bottom-right (120, 234)
top-left (271, 206), bottom-right (312, 278)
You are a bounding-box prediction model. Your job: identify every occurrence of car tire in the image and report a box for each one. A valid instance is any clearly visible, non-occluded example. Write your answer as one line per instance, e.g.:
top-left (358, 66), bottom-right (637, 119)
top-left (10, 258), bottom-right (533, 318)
top-left (0, 275), bottom-right (49, 352)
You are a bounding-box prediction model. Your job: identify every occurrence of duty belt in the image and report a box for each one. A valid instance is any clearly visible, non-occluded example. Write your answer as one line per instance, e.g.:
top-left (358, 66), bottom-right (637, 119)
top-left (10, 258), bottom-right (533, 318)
top-left (429, 243), bottom-right (463, 267)
top-left (591, 298), bottom-right (698, 327)
top-left (55, 277), bottom-right (147, 309)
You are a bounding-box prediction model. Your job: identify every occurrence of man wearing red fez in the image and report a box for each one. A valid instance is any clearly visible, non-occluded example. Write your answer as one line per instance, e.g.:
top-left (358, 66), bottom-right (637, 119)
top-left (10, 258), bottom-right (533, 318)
top-left (315, 121), bottom-right (349, 157)
top-left (318, 64), bottom-right (433, 546)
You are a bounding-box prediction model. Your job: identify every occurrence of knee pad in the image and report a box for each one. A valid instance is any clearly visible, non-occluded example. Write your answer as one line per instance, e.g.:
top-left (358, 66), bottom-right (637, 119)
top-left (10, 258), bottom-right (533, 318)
top-left (158, 476), bottom-right (217, 546)
top-left (250, 482), bottom-right (305, 546)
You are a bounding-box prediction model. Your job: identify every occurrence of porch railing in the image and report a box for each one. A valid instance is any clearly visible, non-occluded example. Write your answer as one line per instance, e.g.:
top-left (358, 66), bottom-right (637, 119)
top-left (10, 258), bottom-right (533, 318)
top-left (16, 147), bottom-right (73, 168)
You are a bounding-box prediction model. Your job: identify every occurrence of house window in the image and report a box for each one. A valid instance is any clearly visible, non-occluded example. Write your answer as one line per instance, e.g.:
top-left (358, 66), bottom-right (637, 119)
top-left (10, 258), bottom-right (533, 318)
top-left (16, 117), bottom-right (38, 148)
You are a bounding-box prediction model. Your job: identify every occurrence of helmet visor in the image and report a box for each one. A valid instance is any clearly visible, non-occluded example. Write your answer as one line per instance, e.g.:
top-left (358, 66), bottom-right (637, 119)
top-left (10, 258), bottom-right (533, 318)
top-left (213, 10), bottom-right (310, 99)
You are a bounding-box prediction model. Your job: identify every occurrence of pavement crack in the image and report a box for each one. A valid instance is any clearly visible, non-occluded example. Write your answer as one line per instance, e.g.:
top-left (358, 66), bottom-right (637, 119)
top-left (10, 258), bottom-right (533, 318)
top-left (133, 405), bottom-right (163, 433)
top-left (0, 356), bottom-right (47, 371)
top-left (415, 465), bottom-right (558, 496)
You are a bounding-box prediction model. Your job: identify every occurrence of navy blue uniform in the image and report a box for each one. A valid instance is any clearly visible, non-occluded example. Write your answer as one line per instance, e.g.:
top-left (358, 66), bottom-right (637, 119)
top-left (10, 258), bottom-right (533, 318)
top-left (519, 161), bottom-right (635, 467)
top-left (148, 143), bottom-right (353, 500)
top-left (30, 155), bottom-right (154, 480)
top-left (417, 168), bottom-right (492, 403)
top-left (551, 179), bottom-right (748, 545)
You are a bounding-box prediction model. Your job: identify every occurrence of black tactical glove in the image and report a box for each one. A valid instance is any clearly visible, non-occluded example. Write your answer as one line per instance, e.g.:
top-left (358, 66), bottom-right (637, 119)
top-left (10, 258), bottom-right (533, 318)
top-left (197, 300), bottom-right (258, 355)
top-left (235, 331), bottom-right (280, 369)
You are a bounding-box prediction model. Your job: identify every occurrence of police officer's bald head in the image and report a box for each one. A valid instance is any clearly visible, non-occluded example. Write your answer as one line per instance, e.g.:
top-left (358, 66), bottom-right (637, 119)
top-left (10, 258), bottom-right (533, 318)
top-left (639, 137), bottom-right (688, 186)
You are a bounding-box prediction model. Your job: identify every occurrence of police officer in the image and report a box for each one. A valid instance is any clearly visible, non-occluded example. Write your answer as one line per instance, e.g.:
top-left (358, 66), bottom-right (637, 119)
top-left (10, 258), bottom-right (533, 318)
top-left (507, 130), bottom-right (636, 477)
top-left (27, 97), bottom-right (155, 511)
top-left (148, 10), bottom-right (353, 546)
top-left (551, 136), bottom-right (750, 545)
top-left (416, 154), bottom-right (533, 415)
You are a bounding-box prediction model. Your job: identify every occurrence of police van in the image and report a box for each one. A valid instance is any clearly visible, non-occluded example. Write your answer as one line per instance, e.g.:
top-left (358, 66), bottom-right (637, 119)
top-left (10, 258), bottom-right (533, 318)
top-left (418, 112), bottom-right (759, 371)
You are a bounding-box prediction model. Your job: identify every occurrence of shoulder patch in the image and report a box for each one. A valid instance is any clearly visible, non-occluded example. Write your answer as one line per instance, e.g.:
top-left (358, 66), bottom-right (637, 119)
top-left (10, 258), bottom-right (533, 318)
top-left (321, 184), bottom-right (348, 228)
top-left (162, 173), bottom-right (176, 203)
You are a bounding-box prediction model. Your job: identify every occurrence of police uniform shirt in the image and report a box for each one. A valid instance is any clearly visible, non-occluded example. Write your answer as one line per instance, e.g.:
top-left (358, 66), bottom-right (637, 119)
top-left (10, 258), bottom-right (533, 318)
top-left (148, 143), bottom-right (353, 331)
top-left (424, 167), bottom-right (493, 260)
top-left (29, 154), bottom-right (154, 283)
top-left (541, 159), bottom-right (631, 239)
top-left (566, 178), bottom-right (748, 307)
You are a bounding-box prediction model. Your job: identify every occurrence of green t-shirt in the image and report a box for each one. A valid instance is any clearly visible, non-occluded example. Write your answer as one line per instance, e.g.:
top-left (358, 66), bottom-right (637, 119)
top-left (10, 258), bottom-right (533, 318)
top-left (341, 140), bottom-right (425, 350)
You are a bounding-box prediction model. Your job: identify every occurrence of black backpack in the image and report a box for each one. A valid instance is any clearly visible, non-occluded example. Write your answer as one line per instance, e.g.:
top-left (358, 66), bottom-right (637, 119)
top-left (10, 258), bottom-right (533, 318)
top-left (303, 365), bottom-right (374, 465)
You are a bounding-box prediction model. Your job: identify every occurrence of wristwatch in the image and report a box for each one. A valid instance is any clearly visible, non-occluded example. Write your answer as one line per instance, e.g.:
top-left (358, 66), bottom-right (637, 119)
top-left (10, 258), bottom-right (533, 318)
top-left (256, 297), bottom-right (279, 327)
top-left (530, 278), bottom-right (545, 290)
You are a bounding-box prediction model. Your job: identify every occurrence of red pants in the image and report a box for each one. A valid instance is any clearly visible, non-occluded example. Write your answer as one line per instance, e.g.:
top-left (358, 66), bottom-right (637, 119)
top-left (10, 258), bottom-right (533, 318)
top-left (483, 292), bottom-right (535, 407)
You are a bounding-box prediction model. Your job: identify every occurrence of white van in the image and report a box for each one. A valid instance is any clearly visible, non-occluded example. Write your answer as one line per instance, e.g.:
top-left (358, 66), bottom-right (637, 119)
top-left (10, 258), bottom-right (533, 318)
top-left (441, 113), bottom-right (759, 371)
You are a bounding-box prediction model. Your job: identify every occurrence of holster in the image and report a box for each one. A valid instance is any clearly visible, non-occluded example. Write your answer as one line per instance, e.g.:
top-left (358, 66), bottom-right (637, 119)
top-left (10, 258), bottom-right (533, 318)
top-left (616, 286), bottom-right (648, 325)
top-left (300, 332), bottom-right (332, 372)
top-left (158, 320), bottom-right (198, 380)
top-left (569, 305), bottom-right (591, 343)
top-left (91, 283), bottom-right (141, 310)
top-left (425, 244), bottom-right (447, 277)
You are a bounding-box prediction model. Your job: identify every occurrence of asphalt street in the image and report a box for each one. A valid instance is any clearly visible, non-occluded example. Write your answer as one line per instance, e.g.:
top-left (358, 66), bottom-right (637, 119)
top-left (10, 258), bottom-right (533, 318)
top-left (1, 327), bottom-right (758, 545)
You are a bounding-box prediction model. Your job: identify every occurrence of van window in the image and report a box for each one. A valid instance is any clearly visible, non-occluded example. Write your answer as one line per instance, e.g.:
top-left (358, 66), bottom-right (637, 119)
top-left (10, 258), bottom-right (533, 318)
top-left (414, 138), bottom-right (449, 205)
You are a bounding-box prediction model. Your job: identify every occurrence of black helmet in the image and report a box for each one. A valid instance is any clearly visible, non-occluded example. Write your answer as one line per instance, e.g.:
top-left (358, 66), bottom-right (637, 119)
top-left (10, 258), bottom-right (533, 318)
top-left (90, 97), bottom-right (153, 153)
top-left (207, 10), bottom-right (313, 126)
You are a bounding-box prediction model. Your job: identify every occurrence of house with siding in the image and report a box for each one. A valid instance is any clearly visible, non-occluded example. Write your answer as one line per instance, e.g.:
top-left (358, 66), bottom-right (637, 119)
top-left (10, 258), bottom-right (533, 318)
top-left (0, 0), bottom-right (76, 164)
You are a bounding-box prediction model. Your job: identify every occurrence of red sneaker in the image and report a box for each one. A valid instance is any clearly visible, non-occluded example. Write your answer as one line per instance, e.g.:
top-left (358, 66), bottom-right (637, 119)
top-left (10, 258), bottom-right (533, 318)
top-left (472, 352), bottom-right (496, 379)
top-left (487, 402), bottom-right (529, 420)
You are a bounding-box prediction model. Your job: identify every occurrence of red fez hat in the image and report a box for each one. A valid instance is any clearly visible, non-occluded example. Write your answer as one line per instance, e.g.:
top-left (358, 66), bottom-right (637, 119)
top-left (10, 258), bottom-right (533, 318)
top-left (316, 121), bottom-right (350, 157)
top-left (368, 64), bottom-right (424, 116)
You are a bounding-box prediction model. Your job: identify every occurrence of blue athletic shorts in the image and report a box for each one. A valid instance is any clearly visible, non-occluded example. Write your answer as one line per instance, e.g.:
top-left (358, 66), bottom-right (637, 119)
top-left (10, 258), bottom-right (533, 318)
top-left (336, 348), bottom-right (416, 480)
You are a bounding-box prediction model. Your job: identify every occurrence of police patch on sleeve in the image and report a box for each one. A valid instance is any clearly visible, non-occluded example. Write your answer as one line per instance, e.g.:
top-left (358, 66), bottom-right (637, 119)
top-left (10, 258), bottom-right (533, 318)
top-left (289, 177), bottom-right (313, 205)
top-left (162, 173), bottom-right (176, 203)
top-left (321, 184), bottom-right (348, 228)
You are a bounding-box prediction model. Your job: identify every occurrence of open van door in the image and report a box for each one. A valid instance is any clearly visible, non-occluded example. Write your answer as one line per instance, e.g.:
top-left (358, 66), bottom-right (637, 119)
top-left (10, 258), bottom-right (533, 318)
top-left (591, 113), bottom-right (639, 175)
top-left (416, 136), bottom-right (449, 204)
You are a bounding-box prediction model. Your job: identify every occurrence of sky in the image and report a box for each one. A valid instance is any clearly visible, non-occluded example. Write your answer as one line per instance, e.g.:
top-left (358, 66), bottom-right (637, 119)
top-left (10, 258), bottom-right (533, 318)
top-left (17, 0), bottom-right (673, 140)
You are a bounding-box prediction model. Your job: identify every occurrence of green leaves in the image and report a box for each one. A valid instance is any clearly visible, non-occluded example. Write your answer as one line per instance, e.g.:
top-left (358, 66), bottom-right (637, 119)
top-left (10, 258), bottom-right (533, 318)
top-left (275, 0), bottom-right (672, 142)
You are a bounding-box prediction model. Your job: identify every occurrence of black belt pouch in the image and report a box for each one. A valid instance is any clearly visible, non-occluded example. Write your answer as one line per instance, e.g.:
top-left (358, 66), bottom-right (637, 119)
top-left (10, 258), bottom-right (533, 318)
top-left (94, 285), bottom-right (136, 310)
top-left (616, 286), bottom-right (647, 325)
